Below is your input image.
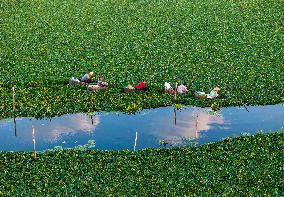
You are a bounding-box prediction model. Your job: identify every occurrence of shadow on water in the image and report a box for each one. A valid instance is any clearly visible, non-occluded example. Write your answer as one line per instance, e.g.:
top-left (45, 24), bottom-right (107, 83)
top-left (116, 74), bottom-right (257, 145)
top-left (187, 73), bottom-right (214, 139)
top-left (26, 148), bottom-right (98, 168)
top-left (0, 104), bottom-right (283, 151)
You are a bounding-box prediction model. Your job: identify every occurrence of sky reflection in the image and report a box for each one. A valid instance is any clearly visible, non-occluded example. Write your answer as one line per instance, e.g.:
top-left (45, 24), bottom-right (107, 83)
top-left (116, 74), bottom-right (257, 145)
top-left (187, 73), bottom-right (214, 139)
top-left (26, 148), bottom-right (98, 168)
top-left (0, 104), bottom-right (283, 151)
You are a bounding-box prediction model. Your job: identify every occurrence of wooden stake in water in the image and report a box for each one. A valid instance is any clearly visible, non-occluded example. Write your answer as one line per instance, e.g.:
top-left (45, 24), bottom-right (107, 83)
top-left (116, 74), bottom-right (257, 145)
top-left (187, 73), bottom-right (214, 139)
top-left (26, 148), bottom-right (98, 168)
top-left (194, 113), bottom-right (199, 148)
top-left (134, 130), bottom-right (138, 151)
top-left (174, 108), bottom-right (177, 125)
top-left (32, 125), bottom-right (37, 160)
top-left (12, 87), bottom-right (17, 136)
top-left (173, 82), bottom-right (178, 125)
top-left (89, 93), bottom-right (94, 125)
top-left (91, 115), bottom-right (94, 125)
top-left (13, 116), bottom-right (17, 137)
top-left (174, 82), bottom-right (178, 102)
top-left (12, 86), bottom-right (15, 112)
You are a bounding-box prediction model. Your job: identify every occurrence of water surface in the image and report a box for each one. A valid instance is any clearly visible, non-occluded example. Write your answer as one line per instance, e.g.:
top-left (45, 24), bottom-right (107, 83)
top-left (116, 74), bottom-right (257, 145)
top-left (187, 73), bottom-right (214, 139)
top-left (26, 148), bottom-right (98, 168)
top-left (0, 104), bottom-right (283, 151)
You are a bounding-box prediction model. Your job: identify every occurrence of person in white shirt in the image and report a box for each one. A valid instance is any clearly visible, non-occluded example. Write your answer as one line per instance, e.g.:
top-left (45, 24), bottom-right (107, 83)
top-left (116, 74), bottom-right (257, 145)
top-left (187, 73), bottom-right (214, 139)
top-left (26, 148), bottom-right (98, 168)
top-left (80, 71), bottom-right (94, 83)
top-left (164, 82), bottom-right (175, 94)
top-left (69, 71), bottom-right (94, 85)
top-left (207, 87), bottom-right (220, 99)
top-left (194, 87), bottom-right (221, 99)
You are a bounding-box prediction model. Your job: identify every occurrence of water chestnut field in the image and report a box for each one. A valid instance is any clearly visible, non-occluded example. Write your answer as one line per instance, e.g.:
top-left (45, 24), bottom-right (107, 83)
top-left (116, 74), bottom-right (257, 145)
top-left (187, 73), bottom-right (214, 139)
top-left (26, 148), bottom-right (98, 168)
top-left (1, 0), bottom-right (283, 118)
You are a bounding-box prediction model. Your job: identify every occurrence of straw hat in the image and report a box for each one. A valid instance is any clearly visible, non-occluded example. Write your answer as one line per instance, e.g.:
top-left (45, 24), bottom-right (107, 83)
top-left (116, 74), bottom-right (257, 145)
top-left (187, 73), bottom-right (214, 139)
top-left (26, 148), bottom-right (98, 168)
top-left (213, 87), bottom-right (221, 91)
top-left (127, 84), bottom-right (134, 89)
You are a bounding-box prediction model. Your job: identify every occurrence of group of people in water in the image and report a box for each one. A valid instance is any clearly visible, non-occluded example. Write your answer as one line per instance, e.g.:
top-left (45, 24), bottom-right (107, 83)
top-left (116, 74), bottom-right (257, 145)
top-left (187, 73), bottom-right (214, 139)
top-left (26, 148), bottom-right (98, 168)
top-left (69, 71), bottom-right (109, 91)
top-left (69, 71), bottom-right (221, 99)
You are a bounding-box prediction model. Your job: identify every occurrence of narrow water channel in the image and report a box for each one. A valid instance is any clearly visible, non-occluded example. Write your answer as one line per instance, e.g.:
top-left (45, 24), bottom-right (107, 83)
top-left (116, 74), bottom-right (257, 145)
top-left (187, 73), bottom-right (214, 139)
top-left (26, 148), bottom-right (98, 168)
top-left (0, 104), bottom-right (283, 151)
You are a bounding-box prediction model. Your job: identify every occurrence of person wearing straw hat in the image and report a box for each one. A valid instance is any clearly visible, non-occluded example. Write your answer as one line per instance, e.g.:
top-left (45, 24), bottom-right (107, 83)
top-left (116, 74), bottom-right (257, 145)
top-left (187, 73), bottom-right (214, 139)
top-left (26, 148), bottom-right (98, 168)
top-left (87, 75), bottom-right (109, 91)
top-left (123, 84), bottom-right (135, 93)
top-left (207, 87), bottom-right (221, 99)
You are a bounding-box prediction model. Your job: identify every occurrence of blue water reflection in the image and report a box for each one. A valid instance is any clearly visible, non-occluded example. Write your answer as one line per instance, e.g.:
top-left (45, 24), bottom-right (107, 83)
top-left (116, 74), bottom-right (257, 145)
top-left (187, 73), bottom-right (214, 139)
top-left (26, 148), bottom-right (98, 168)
top-left (0, 104), bottom-right (283, 151)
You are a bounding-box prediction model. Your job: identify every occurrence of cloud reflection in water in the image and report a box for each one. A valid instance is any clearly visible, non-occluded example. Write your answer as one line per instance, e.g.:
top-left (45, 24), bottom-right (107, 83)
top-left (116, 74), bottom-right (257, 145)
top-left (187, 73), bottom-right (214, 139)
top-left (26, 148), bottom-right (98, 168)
top-left (14, 114), bottom-right (99, 143)
top-left (152, 108), bottom-right (225, 146)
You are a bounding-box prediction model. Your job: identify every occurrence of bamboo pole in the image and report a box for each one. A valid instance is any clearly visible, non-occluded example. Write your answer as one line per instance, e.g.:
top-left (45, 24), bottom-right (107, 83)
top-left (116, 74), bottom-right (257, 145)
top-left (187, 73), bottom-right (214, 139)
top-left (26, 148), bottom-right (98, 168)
top-left (91, 115), bottom-right (94, 125)
top-left (89, 91), bottom-right (94, 125)
top-left (32, 125), bottom-right (37, 160)
top-left (194, 113), bottom-right (199, 147)
top-left (13, 117), bottom-right (17, 137)
top-left (172, 82), bottom-right (178, 125)
top-left (174, 82), bottom-right (178, 103)
top-left (173, 82), bottom-right (178, 125)
top-left (12, 86), bottom-right (17, 136)
top-left (174, 108), bottom-right (177, 125)
top-left (12, 86), bottom-right (15, 112)
top-left (134, 130), bottom-right (138, 151)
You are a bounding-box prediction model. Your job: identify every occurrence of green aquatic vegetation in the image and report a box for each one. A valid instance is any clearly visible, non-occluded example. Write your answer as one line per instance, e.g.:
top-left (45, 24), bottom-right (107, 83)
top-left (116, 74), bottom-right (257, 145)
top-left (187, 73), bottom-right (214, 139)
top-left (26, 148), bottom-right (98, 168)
top-left (159, 137), bottom-right (196, 147)
top-left (211, 102), bottom-right (220, 111)
top-left (0, 132), bottom-right (283, 195)
top-left (46, 140), bottom-right (96, 152)
top-left (0, 0), bottom-right (283, 119)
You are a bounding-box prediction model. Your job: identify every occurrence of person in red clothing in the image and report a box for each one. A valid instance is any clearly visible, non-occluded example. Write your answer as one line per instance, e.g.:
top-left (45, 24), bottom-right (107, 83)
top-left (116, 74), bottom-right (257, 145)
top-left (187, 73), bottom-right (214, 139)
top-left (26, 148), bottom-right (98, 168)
top-left (135, 81), bottom-right (148, 91)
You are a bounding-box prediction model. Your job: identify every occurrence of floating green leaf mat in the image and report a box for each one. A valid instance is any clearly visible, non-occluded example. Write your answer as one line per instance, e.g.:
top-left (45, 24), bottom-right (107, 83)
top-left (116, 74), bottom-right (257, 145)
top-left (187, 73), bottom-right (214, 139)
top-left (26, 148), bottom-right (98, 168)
top-left (0, 132), bottom-right (283, 195)
top-left (1, 0), bottom-right (283, 119)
